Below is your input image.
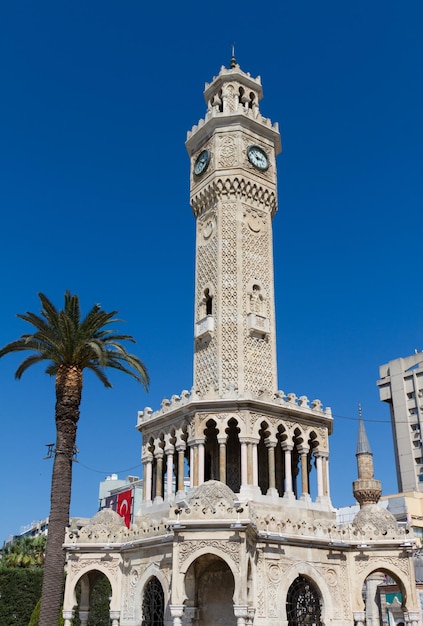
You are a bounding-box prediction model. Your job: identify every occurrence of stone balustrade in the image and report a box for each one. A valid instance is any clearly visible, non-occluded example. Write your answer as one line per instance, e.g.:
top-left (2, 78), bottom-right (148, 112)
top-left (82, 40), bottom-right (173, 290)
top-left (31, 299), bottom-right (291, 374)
top-left (138, 387), bottom-right (331, 425)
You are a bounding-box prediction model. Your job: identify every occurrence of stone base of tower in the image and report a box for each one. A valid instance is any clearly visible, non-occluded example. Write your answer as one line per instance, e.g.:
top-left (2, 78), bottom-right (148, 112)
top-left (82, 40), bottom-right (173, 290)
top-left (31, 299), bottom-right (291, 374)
top-left (63, 481), bottom-right (420, 626)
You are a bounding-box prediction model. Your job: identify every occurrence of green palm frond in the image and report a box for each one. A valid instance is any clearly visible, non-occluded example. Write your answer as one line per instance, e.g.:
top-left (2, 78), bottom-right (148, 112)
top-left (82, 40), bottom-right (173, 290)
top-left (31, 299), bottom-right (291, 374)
top-left (15, 354), bottom-right (48, 379)
top-left (0, 291), bottom-right (149, 390)
top-left (85, 362), bottom-right (113, 388)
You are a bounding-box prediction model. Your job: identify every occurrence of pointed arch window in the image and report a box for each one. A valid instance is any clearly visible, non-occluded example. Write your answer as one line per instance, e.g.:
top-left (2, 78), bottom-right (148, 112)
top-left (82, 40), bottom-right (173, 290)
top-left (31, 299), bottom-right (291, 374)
top-left (205, 288), bottom-right (213, 315)
top-left (286, 575), bottom-right (322, 626)
top-left (142, 576), bottom-right (164, 626)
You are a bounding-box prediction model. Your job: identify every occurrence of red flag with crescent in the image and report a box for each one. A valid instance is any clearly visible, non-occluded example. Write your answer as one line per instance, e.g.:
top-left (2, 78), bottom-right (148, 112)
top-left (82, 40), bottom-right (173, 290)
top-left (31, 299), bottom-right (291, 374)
top-left (117, 489), bottom-right (133, 528)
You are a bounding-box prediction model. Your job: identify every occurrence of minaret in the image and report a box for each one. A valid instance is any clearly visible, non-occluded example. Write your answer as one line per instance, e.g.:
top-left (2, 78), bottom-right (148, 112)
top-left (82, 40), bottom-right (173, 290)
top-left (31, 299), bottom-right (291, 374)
top-left (353, 406), bottom-right (382, 507)
top-left (186, 57), bottom-right (282, 396)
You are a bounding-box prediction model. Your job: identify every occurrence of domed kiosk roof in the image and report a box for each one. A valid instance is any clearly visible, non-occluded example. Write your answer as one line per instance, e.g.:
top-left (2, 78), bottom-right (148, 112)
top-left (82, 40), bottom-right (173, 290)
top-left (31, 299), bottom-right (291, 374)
top-left (85, 508), bottom-right (126, 531)
top-left (186, 480), bottom-right (238, 513)
top-left (352, 504), bottom-right (398, 538)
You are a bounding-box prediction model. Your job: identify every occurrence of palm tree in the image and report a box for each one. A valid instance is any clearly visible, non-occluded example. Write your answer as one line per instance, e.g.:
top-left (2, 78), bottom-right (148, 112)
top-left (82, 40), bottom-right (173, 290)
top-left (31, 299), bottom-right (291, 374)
top-left (1, 535), bottom-right (46, 569)
top-left (0, 291), bottom-right (149, 626)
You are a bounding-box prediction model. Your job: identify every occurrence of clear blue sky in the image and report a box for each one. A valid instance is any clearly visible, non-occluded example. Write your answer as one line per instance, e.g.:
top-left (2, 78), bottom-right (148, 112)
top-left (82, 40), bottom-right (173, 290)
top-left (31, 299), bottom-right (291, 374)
top-left (0, 1), bottom-right (422, 542)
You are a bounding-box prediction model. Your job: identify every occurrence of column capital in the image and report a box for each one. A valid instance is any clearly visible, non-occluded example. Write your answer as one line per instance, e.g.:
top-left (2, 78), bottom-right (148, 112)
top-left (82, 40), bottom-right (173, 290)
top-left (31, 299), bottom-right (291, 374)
top-left (353, 611), bottom-right (366, 626)
top-left (234, 605), bottom-right (249, 619)
top-left (176, 442), bottom-right (186, 452)
top-left (170, 605), bottom-right (185, 618)
top-left (314, 449), bottom-right (328, 459)
top-left (281, 443), bottom-right (294, 452)
top-left (109, 611), bottom-right (120, 620)
top-left (240, 436), bottom-right (260, 445)
top-left (297, 444), bottom-right (309, 455)
top-left (405, 612), bottom-right (420, 626)
top-left (142, 452), bottom-right (153, 463)
top-left (264, 438), bottom-right (277, 449)
top-left (190, 437), bottom-right (206, 446)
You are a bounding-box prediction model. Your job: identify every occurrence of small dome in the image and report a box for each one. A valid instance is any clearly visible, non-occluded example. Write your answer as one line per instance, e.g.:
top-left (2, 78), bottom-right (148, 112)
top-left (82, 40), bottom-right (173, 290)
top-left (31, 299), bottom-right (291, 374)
top-left (352, 504), bottom-right (398, 537)
top-left (86, 508), bottom-right (126, 531)
top-left (187, 480), bottom-right (237, 510)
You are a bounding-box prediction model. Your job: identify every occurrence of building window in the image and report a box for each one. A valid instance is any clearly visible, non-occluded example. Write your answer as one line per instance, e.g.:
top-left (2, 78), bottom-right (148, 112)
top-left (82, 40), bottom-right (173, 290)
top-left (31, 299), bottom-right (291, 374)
top-left (142, 577), bottom-right (164, 626)
top-left (286, 575), bottom-right (322, 626)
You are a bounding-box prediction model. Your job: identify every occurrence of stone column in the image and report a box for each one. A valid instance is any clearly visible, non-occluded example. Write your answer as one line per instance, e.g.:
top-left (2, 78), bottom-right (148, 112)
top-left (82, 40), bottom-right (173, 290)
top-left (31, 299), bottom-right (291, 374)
top-left (322, 453), bottom-right (328, 496)
top-left (143, 453), bottom-right (153, 502)
top-left (298, 445), bottom-right (310, 499)
top-left (247, 607), bottom-right (256, 626)
top-left (170, 604), bottom-right (185, 626)
top-left (165, 447), bottom-right (174, 499)
top-left (198, 440), bottom-right (205, 485)
top-left (265, 440), bottom-right (278, 496)
top-left (282, 444), bottom-right (294, 496)
top-left (155, 449), bottom-right (164, 502)
top-left (217, 436), bottom-right (227, 483)
top-left (240, 440), bottom-right (248, 487)
top-left (247, 441), bottom-right (253, 485)
top-left (366, 572), bottom-right (386, 626)
top-left (315, 452), bottom-right (324, 498)
top-left (324, 454), bottom-right (331, 499)
top-left (190, 446), bottom-right (194, 487)
top-left (176, 444), bottom-right (186, 496)
top-left (252, 440), bottom-right (258, 486)
top-left (192, 445), bottom-right (199, 487)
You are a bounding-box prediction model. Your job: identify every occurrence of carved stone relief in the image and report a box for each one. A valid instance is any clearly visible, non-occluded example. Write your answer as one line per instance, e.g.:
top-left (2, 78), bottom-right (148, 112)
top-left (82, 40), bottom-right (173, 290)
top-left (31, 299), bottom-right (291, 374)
top-left (218, 135), bottom-right (237, 168)
top-left (178, 540), bottom-right (240, 569)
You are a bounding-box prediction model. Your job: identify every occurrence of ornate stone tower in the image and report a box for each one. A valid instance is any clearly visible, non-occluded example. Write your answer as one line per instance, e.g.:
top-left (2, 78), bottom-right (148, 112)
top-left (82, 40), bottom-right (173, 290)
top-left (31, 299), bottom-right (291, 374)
top-left (62, 59), bottom-right (421, 626)
top-left (136, 58), bottom-right (334, 504)
top-left (186, 57), bottom-right (281, 397)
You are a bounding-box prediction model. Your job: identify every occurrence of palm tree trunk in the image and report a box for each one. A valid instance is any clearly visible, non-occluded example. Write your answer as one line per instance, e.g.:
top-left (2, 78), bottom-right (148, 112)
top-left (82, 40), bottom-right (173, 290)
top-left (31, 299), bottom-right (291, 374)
top-left (39, 365), bottom-right (82, 626)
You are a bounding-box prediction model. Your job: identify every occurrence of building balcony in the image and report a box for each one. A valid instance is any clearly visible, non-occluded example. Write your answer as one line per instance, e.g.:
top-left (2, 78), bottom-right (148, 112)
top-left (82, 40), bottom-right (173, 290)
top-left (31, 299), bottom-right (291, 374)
top-left (195, 315), bottom-right (214, 341)
top-left (248, 313), bottom-right (270, 338)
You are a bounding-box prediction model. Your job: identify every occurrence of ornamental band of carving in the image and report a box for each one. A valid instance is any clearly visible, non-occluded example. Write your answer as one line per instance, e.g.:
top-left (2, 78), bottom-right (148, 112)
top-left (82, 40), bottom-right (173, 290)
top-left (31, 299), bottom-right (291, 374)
top-left (178, 540), bottom-right (240, 568)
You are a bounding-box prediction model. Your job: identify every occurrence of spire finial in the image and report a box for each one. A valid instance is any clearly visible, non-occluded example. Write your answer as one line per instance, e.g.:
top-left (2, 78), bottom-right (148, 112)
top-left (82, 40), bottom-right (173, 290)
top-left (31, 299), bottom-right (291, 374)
top-left (353, 403), bottom-right (382, 506)
top-left (230, 43), bottom-right (237, 69)
top-left (356, 404), bottom-right (372, 455)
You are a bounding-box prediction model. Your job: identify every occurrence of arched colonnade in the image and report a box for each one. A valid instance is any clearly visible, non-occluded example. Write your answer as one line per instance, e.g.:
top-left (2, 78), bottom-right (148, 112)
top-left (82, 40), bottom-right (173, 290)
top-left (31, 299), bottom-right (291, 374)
top-left (62, 557), bottom-right (419, 626)
top-left (142, 414), bottom-right (330, 503)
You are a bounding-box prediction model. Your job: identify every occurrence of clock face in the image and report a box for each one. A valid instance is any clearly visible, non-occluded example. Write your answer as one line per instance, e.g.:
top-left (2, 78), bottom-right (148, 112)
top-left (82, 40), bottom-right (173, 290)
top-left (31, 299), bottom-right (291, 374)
top-left (247, 145), bottom-right (269, 171)
top-left (194, 149), bottom-right (210, 176)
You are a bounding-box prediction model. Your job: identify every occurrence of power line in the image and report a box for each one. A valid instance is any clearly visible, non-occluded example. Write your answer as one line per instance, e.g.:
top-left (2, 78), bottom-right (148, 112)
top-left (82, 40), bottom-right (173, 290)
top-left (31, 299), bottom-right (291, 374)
top-left (76, 461), bottom-right (143, 475)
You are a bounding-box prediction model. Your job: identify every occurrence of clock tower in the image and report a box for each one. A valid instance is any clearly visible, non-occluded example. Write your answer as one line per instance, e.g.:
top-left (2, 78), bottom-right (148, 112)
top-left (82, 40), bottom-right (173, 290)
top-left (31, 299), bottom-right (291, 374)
top-left (186, 57), bottom-right (282, 397)
top-left (62, 59), bottom-right (420, 626)
top-left (136, 58), bottom-right (332, 503)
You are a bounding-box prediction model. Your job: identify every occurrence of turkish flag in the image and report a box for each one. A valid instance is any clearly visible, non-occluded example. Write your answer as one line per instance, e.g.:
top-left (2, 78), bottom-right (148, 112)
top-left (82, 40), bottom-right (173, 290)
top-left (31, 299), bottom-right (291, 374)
top-left (117, 489), bottom-right (133, 528)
